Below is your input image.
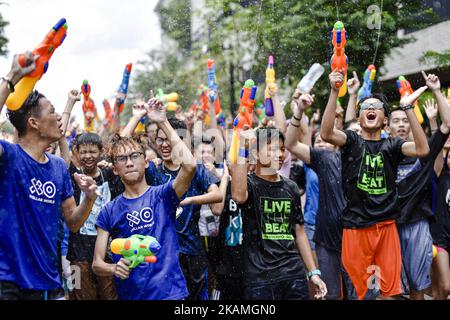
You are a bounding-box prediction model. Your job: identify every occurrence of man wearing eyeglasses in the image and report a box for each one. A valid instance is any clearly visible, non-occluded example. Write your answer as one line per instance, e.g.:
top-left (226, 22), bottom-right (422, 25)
top-left (92, 99), bottom-right (196, 300)
top-left (146, 117), bottom-right (223, 300)
top-left (320, 70), bottom-right (430, 300)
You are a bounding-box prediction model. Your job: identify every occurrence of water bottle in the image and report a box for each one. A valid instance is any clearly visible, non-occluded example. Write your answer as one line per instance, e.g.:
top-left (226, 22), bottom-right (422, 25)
top-left (297, 63), bottom-right (325, 94)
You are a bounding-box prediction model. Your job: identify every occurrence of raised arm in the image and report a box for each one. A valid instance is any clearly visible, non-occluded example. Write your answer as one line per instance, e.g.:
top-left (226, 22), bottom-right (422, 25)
top-left (268, 83), bottom-right (287, 134)
top-left (147, 99), bottom-right (196, 198)
top-left (0, 52), bottom-right (39, 115)
top-left (120, 103), bottom-right (147, 137)
top-left (422, 71), bottom-right (450, 135)
top-left (400, 86), bottom-right (430, 158)
top-left (424, 99), bottom-right (438, 135)
top-left (230, 128), bottom-right (253, 204)
top-left (285, 89), bottom-right (314, 164)
top-left (58, 90), bottom-right (81, 166)
top-left (61, 173), bottom-right (99, 232)
top-left (320, 71), bottom-right (347, 147)
top-left (345, 71), bottom-right (360, 123)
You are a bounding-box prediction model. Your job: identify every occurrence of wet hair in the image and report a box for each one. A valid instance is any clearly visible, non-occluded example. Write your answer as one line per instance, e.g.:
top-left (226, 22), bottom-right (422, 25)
top-left (255, 126), bottom-right (285, 152)
top-left (388, 106), bottom-right (406, 126)
top-left (156, 116), bottom-right (189, 143)
top-left (7, 90), bottom-right (45, 137)
top-left (344, 119), bottom-right (358, 130)
top-left (156, 117), bottom-right (186, 135)
top-left (356, 93), bottom-right (390, 117)
top-left (106, 133), bottom-right (146, 163)
top-left (76, 132), bottom-right (103, 151)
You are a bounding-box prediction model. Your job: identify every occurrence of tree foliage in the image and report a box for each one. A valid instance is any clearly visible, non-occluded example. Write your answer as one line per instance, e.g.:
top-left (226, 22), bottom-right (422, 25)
top-left (134, 0), bottom-right (436, 117)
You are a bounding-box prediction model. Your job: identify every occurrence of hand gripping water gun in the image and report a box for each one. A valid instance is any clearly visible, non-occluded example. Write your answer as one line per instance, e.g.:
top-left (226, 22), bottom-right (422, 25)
top-left (397, 76), bottom-right (424, 124)
top-left (156, 89), bottom-right (179, 112)
top-left (81, 80), bottom-right (98, 133)
top-left (207, 59), bottom-right (223, 116)
top-left (358, 65), bottom-right (376, 101)
top-left (117, 63), bottom-right (132, 114)
top-left (6, 18), bottom-right (68, 111)
top-left (330, 21), bottom-right (348, 98)
top-left (229, 79), bottom-right (257, 164)
top-left (103, 99), bottom-right (113, 128)
top-left (264, 55), bottom-right (276, 117)
top-left (110, 234), bottom-right (161, 269)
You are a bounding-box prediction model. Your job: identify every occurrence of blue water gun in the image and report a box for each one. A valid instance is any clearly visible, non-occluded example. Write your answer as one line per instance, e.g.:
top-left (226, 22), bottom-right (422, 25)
top-left (358, 65), bottom-right (376, 101)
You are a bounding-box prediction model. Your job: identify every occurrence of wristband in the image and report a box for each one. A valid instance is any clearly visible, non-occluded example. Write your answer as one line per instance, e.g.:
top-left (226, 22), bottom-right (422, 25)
top-left (238, 148), bottom-right (249, 158)
top-left (400, 104), bottom-right (414, 111)
top-left (292, 114), bottom-right (301, 121)
top-left (1, 77), bottom-right (14, 93)
top-left (290, 121), bottom-right (300, 128)
top-left (307, 269), bottom-right (321, 280)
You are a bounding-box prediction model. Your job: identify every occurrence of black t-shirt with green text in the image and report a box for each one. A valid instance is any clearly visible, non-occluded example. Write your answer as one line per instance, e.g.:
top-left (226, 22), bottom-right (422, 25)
top-left (341, 130), bottom-right (405, 229)
top-left (242, 173), bottom-right (306, 286)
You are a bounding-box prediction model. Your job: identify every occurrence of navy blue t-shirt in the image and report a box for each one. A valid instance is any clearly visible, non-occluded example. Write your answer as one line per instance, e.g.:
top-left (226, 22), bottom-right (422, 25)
top-left (0, 141), bottom-right (73, 290)
top-left (96, 181), bottom-right (188, 300)
top-left (145, 161), bottom-right (220, 256)
top-left (309, 148), bottom-right (345, 252)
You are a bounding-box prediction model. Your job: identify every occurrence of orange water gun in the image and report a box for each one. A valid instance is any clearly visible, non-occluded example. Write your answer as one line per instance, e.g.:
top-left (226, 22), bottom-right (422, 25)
top-left (81, 80), bottom-right (98, 133)
top-left (229, 79), bottom-right (258, 164)
top-left (397, 76), bottom-right (424, 124)
top-left (103, 99), bottom-right (113, 129)
top-left (6, 18), bottom-right (68, 110)
top-left (330, 21), bottom-right (348, 98)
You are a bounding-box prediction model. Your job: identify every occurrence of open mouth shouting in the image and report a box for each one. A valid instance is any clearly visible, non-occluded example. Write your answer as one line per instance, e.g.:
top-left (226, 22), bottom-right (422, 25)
top-left (366, 111), bottom-right (377, 122)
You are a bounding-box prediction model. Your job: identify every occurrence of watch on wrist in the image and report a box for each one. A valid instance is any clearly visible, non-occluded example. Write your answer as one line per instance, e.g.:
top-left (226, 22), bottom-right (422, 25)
top-left (307, 269), bottom-right (321, 280)
top-left (401, 104), bottom-right (414, 111)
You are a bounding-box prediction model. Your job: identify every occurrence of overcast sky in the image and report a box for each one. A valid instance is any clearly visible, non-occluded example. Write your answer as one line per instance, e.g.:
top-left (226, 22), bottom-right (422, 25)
top-left (0, 0), bottom-right (162, 124)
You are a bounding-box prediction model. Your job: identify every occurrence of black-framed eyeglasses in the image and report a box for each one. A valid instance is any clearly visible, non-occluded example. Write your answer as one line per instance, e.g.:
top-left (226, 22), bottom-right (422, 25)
top-left (114, 152), bottom-right (144, 164)
top-left (155, 137), bottom-right (170, 146)
top-left (360, 101), bottom-right (384, 111)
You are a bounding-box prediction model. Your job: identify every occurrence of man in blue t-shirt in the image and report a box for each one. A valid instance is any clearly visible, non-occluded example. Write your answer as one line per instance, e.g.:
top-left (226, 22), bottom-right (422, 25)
top-left (146, 117), bottom-right (222, 300)
top-left (92, 99), bottom-right (197, 300)
top-left (0, 52), bottom-right (99, 300)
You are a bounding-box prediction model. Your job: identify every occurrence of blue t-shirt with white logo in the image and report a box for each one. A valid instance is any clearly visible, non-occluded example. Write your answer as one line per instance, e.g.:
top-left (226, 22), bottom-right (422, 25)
top-left (145, 161), bottom-right (220, 256)
top-left (95, 181), bottom-right (188, 300)
top-left (0, 141), bottom-right (74, 290)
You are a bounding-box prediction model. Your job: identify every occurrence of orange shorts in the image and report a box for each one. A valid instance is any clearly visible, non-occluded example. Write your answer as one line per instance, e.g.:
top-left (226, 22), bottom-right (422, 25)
top-left (342, 220), bottom-right (402, 300)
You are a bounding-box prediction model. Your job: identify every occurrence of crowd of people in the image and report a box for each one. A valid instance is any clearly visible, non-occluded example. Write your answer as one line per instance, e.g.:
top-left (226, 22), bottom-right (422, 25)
top-left (0, 49), bottom-right (449, 301)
